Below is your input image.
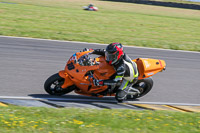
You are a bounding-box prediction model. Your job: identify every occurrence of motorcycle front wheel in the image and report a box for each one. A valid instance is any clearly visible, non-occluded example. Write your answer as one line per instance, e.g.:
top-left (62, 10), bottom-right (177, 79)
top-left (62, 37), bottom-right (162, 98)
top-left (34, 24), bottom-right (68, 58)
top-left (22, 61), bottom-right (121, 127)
top-left (44, 73), bottom-right (75, 96)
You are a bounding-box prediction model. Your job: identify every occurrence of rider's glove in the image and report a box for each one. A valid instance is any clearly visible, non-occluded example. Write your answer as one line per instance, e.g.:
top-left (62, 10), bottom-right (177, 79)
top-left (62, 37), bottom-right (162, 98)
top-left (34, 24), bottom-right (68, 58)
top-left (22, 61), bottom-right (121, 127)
top-left (93, 79), bottom-right (104, 86)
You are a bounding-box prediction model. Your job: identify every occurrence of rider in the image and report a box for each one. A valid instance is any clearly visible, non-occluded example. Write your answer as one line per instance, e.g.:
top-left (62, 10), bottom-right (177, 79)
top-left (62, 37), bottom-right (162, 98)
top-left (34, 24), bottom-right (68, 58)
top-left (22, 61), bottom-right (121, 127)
top-left (84, 42), bottom-right (139, 102)
top-left (87, 4), bottom-right (95, 11)
top-left (88, 4), bottom-right (94, 8)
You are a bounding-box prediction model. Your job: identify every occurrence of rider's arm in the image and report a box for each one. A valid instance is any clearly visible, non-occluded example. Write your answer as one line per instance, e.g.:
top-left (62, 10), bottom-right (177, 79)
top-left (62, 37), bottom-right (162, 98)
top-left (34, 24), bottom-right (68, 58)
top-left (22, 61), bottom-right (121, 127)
top-left (82, 48), bottom-right (105, 56)
top-left (100, 60), bottom-right (125, 86)
top-left (104, 65), bottom-right (125, 85)
top-left (94, 72), bottom-right (124, 86)
top-left (92, 49), bottom-right (105, 56)
top-left (93, 58), bottom-right (126, 86)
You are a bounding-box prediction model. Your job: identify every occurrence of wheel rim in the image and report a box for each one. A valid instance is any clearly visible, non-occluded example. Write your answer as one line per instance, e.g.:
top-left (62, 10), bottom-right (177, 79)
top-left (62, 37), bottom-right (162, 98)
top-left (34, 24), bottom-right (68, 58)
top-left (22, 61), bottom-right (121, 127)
top-left (50, 79), bottom-right (64, 94)
top-left (136, 82), bottom-right (146, 94)
top-left (127, 82), bottom-right (146, 99)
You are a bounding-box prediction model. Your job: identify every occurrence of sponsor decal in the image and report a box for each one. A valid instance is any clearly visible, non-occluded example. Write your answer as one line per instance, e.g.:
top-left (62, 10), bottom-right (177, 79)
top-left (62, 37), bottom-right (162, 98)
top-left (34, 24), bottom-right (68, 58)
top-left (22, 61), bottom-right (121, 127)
top-left (82, 69), bottom-right (86, 72)
top-left (69, 54), bottom-right (76, 61)
top-left (147, 72), bottom-right (154, 76)
top-left (159, 60), bottom-right (163, 67)
top-left (144, 60), bottom-right (151, 68)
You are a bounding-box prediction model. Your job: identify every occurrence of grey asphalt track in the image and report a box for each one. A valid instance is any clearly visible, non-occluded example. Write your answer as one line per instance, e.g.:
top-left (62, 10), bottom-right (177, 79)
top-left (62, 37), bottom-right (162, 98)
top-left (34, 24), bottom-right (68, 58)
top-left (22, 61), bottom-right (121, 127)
top-left (0, 36), bottom-right (200, 104)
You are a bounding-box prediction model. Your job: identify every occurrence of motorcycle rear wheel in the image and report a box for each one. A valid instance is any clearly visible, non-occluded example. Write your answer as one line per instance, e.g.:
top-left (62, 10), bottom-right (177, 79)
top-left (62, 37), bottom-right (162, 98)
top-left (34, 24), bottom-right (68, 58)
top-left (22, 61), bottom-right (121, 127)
top-left (127, 77), bottom-right (153, 99)
top-left (44, 73), bottom-right (75, 96)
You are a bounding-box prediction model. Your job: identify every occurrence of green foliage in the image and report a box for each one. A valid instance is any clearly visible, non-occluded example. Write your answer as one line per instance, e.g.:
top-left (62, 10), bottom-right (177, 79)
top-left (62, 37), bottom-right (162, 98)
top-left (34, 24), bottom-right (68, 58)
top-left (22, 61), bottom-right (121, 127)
top-left (0, 0), bottom-right (200, 51)
top-left (0, 105), bottom-right (200, 133)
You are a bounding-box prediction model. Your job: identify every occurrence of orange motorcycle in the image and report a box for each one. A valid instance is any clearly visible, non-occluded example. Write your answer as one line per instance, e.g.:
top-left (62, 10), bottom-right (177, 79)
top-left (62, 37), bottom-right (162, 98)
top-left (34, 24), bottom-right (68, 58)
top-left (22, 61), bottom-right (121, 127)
top-left (44, 50), bottom-right (166, 101)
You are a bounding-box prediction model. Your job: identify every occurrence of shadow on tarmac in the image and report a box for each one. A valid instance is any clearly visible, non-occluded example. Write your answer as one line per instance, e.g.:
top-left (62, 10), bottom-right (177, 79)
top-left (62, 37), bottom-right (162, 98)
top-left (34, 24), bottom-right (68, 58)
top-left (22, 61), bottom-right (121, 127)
top-left (29, 94), bottom-right (140, 102)
top-left (27, 94), bottom-right (140, 109)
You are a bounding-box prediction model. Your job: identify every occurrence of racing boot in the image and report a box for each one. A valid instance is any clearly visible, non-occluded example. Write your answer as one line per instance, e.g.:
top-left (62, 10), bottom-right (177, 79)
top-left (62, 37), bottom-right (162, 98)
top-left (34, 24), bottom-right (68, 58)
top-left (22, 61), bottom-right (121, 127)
top-left (115, 87), bottom-right (129, 103)
top-left (116, 86), bottom-right (140, 102)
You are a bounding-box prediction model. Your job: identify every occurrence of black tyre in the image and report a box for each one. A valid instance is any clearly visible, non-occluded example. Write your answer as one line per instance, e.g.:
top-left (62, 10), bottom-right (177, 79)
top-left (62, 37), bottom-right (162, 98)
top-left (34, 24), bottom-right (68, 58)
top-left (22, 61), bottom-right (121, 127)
top-left (127, 77), bottom-right (153, 99)
top-left (44, 73), bottom-right (75, 96)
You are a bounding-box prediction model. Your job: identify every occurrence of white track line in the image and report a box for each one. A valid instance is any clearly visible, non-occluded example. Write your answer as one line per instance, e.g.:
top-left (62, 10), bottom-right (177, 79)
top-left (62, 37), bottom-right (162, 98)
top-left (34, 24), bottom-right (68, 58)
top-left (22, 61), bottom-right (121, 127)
top-left (0, 35), bottom-right (199, 54)
top-left (0, 96), bottom-right (200, 106)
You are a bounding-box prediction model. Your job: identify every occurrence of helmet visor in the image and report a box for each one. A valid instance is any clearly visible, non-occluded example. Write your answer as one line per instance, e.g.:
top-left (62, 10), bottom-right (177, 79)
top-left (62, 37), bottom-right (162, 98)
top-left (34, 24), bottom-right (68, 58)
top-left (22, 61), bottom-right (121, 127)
top-left (105, 51), bottom-right (118, 64)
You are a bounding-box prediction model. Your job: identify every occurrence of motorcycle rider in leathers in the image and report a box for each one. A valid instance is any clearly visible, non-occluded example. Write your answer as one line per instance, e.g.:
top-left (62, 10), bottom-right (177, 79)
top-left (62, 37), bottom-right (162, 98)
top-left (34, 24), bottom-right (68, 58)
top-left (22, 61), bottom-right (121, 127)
top-left (84, 42), bottom-right (139, 102)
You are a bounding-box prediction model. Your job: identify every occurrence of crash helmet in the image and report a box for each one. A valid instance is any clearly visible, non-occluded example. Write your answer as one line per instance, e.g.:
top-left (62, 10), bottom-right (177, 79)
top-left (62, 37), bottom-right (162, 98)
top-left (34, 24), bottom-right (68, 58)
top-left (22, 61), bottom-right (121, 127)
top-left (88, 4), bottom-right (94, 7)
top-left (105, 42), bottom-right (124, 65)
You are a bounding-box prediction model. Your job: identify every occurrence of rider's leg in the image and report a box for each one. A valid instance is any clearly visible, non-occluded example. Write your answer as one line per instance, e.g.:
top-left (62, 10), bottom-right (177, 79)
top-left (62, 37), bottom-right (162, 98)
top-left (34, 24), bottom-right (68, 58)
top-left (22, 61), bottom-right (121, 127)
top-left (116, 77), bottom-right (139, 102)
top-left (116, 79), bottom-right (132, 101)
top-left (116, 58), bottom-right (139, 102)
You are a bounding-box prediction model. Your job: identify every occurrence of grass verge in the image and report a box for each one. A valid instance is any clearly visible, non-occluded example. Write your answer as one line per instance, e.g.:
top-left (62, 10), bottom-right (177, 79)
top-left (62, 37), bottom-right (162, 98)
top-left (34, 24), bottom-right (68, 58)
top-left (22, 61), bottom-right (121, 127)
top-left (0, 0), bottom-right (200, 51)
top-left (0, 105), bottom-right (200, 133)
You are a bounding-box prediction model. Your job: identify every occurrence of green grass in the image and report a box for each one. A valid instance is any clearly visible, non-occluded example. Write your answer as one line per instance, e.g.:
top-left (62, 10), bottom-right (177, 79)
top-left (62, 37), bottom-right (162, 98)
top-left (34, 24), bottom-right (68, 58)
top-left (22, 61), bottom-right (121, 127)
top-left (0, 0), bottom-right (200, 51)
top-left (0, 105), bottom-right (200, 133)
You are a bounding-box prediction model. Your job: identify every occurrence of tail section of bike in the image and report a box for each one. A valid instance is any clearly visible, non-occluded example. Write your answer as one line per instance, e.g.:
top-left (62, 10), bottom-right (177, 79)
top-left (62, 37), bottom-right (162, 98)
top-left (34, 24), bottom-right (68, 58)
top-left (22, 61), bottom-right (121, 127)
top-left (124, 58), bottom-right (166, 100)
top-left (133, 58), bottom-right (166, 80)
